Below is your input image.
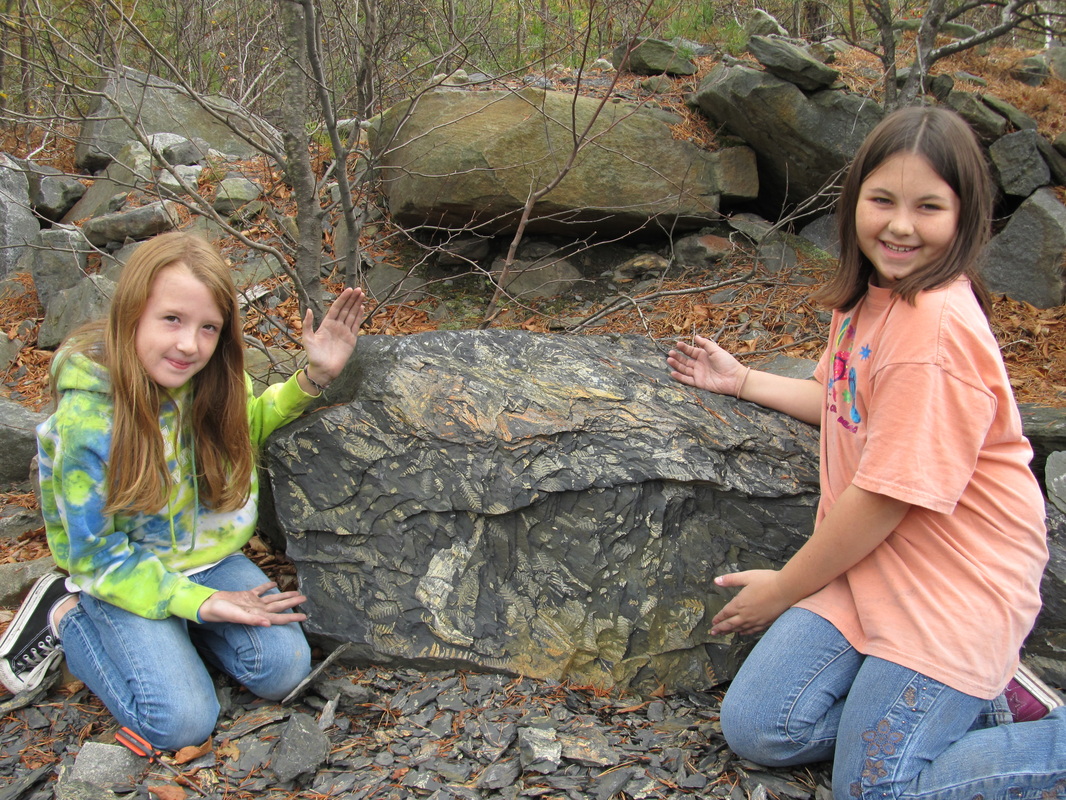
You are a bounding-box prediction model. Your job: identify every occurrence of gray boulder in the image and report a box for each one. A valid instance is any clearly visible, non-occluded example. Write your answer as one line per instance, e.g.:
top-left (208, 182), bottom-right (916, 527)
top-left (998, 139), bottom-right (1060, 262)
top-left (361, 262), bottom-right (429, 306)
top-left (982, 95), bottom-right (1038, 132)
top-left (0, 277), bottom-right (34, 375)
top-left (156, 164), bottom-right (203, 196)
top-left (1035, 136), bottom-right (1066, 187)
top-left (61, 142), bottom-right (154, 225)
top-left (944, 90), bottom-right (1006, 143)
top-left (0, 397), bottom-right (47, 485)
top-left (0, 154), bottom-right (40, 277)
top-left (23, 226), bottom-right (94, 309)
top-left (1034, 503), bottom-right (1066, 686)
top-left (23, 163), bottom-right (87, 221)
top-left (1010, 56), bottom-right (1049, 87)
top-left (213, 176), bottom-right (262, 217)
top-left (1049, 452), bottom-right (1066, 515)
top-left (490, 255), bottom-right (583, 300)
top-left (268, 331), bottom-right (820, 692)
top-left (640, 75), bottom-right (675, 94)
top-left (744, 9), bottom-right (789, 38)
top-left (611, 38), bottom-right (697, 76)
top-left (746, 36), bottom-right (839, 91)
top-left (161, 136), bottom-right (212, 166)
top-left (757, 235), bottom-right (799, 273)
top-left (143, 132), bottom-right (190, 161)
top-left (0, 335), bottom-right (19, 377)
top-left (0, 557), bottom-right (56, 607)
top-left (39, 275), bottom-right (116, 349)
top-left (989, 130), bottom-right (1051, 197)
top-left (672, 232), bottom-right (735, 268)
top-left (74, 67), bottom-right (278, 172)
top-left (979, 188), bottom-right (1066, 309)
top-left (799, 213), bottom-right (839, 256)
top-left (369, 88), bottom-right (757, 236)
top-left (434, 236), bottom-right (493, 268)
top-left (695, 62), bottom-right (882, 210)
top-left (1049, 46), bottom-right (1066, 82)
top-left (1020, 404), bottom-right (1066, 493)
top-left (83, 200), bottom-right (180, 247)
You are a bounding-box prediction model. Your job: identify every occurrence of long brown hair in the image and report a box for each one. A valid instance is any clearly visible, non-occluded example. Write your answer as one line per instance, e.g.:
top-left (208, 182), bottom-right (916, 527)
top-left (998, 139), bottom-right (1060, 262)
top-left (58, 232), bottom-right (252, 514)
top-left (815, 106), bottom-right (993, 315)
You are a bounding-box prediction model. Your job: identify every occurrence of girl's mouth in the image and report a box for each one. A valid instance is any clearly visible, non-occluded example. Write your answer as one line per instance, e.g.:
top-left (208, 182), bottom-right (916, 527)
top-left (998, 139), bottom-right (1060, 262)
top-left (881, 241), bottom-right (917, 253)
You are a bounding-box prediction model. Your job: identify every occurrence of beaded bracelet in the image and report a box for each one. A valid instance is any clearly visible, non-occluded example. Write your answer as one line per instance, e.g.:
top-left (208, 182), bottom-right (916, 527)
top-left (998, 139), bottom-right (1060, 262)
top-left (304, 369), bottom-right (330, 395)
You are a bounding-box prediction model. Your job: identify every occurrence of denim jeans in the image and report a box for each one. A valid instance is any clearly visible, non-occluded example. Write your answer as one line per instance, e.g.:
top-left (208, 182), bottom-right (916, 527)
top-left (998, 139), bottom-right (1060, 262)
top-left (720, 608), bottom-right (1066, 799)
top-left (58, 554), bottom-right (311, 749)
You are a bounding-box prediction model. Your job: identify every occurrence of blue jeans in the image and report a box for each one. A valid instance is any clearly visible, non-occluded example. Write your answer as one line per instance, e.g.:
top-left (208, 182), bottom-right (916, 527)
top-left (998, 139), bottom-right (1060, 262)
top-left (721, 608), bottom-right (1066, 799)
top-left (58, 554), bottom-right (311, 749)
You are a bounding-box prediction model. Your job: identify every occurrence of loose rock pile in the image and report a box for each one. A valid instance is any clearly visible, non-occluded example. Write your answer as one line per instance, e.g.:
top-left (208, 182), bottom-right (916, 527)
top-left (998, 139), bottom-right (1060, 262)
top-left (3, 660), bottom-right (832, 800)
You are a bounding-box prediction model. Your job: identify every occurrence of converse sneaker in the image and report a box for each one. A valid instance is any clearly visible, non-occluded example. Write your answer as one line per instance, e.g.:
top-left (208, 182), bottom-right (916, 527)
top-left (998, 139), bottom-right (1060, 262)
top-left (1004, 663), bottom-right (1065, 723)
top-left (0, 573), bottom-right (68, 694)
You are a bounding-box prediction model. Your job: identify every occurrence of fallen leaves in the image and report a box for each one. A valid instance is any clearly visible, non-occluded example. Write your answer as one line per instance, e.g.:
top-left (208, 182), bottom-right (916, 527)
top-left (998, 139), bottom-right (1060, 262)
top-left (174, 739), bottom-right (213, 765)
top-left (147, 784), bottom-right (185, 800)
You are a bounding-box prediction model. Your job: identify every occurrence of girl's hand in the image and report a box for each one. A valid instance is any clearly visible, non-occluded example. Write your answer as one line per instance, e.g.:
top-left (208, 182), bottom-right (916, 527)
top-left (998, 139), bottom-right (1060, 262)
top-left (667, 335), bottom-right (747, 397)
top-left (710, 570), bottom-right (792, 636)
top-left (198, 582), bottom-right (308, 627)
top-left (302, 287), bottom-right (366, 387)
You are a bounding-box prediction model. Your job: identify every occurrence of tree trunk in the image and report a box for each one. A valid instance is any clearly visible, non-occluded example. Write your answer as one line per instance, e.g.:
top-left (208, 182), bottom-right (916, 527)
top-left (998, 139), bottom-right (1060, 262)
top-left (864, 0), bottom-right (898, 110)
top-left (278, 0), bottom-right (324, 316)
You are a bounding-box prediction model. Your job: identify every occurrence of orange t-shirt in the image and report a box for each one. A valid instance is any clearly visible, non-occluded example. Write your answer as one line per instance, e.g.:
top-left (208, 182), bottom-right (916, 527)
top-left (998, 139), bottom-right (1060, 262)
top-left (798, 277), bottom-right (1047, 699)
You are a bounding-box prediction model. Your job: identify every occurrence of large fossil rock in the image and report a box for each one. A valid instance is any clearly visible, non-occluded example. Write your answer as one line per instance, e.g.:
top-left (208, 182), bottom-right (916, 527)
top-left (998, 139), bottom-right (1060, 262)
top-left (267, 331), bottom-right (819, 692)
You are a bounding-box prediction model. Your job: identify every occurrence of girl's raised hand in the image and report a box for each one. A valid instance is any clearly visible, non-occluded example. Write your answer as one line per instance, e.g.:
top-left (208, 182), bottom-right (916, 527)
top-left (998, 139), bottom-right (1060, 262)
top-left (302, 287), bottom-right (366, 387)
top-left (667, 335), bottom-right (746, 396)
top-left (198, 582), bottom-right (308, 627)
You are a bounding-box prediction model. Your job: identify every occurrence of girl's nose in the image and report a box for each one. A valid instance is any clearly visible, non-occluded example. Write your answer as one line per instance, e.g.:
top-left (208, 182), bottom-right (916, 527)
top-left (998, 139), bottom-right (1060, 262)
top-left (887, 210), bottom-right (914, 237)
top-left (175, 328), bottom-right (197, 354)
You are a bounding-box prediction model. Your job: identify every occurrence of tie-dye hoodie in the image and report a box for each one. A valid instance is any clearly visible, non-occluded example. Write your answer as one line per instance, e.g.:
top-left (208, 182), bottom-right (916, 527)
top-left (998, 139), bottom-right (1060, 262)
top-left (37, 350), bottom-right (315, 622)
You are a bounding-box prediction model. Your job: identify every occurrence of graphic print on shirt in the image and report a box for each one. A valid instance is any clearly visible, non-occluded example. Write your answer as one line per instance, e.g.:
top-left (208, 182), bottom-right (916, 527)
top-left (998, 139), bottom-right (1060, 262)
top-left (828, 316), bottom-right (864, 433)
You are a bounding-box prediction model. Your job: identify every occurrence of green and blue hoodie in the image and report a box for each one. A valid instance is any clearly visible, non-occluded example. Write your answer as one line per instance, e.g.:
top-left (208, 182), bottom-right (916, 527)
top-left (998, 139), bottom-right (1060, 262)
top-left (37, 351), bottom-right (315, 622)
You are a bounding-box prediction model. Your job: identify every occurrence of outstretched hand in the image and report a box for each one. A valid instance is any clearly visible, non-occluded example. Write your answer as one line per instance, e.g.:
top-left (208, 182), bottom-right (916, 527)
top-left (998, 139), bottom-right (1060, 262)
top-left (198, 582), bottom-right (307, 627)
top-left (302, 287), bottom-right (366, 387)
top-left (667, 335), bottom-right (746, 397)
top-left (710, 570), bottom-right (792, 637)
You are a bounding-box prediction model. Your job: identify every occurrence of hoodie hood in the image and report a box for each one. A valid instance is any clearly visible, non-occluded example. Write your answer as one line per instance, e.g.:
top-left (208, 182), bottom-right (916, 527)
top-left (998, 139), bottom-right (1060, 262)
top-left (54, 348), bottom-right (112, 396)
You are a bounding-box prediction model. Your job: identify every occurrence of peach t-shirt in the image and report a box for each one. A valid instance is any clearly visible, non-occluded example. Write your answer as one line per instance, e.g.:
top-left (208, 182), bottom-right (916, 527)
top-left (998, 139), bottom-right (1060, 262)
top-left (798, 277), bottom-right (1047, 699)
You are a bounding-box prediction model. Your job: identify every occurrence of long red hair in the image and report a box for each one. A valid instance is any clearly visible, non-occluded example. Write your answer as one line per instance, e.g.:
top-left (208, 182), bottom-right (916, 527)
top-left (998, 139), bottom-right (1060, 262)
top-left (58, 232), bottom-right (252, 514)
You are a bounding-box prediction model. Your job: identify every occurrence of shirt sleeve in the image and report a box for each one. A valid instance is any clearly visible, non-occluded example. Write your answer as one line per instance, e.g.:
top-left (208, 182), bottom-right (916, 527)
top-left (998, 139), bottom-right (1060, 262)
top-left (43, 406), bottom-right (215, 621)
top-left (246, 372), bottom-right (316, 447)
top-left (853, 361), bottom-right (996, 514)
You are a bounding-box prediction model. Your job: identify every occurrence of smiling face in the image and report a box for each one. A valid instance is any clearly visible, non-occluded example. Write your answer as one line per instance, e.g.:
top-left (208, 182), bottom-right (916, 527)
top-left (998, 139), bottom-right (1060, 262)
top-left (855, 151), bottom-right (961, 289)
top-left (134, 262), bottom-right (225, 389)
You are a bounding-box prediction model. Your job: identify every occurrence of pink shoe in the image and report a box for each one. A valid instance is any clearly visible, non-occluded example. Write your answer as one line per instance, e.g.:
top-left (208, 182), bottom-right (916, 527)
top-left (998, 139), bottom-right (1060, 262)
top-left (1004, 663), bottom-right (1065, 723)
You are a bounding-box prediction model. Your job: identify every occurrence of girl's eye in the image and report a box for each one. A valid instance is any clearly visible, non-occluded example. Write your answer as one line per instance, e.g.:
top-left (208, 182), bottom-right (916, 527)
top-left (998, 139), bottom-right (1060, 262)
top-left (164, 315), bottom-right (180, 323)
top-left (203, 324), bottom-right (220, 334)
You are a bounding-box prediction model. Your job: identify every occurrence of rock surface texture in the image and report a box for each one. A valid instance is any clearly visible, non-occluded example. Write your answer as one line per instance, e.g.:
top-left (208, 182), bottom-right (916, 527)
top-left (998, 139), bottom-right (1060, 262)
top-left (268, 332), bottom-right (821, 692)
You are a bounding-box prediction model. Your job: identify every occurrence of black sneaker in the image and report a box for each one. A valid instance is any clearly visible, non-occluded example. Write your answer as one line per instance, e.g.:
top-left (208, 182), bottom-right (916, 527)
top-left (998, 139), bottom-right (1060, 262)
top-left (0, 573), bottom-right (69, 694)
